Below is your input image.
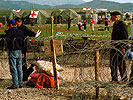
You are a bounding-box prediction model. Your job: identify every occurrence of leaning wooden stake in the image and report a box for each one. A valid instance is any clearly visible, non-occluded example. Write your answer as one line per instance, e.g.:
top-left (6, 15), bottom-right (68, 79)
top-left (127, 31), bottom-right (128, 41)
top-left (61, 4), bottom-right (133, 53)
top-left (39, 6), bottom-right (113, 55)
top-left (95, 49), bottom-right (100, 99)
top-left (50, 16), bottom-right (59, 89)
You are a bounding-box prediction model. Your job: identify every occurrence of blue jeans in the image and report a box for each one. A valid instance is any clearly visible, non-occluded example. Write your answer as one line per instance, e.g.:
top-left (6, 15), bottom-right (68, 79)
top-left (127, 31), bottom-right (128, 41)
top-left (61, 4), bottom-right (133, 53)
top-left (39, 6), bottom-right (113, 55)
top-left (8, 50), bottom-right (23, 87)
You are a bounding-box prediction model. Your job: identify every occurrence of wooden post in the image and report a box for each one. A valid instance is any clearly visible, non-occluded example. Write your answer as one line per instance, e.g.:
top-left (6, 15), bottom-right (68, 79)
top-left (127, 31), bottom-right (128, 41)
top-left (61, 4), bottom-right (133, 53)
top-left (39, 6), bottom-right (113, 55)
top-left (95, 49), bottom-right (100, 99)
top-left (50, 16), bottom-right (59, 89)
top-left (51, 16), bottom-right (54, 37)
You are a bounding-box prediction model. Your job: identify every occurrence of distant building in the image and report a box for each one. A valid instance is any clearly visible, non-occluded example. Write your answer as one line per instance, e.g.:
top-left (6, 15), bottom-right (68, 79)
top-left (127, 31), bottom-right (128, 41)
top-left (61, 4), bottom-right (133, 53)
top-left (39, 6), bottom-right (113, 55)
top-left (95, 8), bottom-right (107, 11)
top-left (94, 8), bottom-right (109, 24)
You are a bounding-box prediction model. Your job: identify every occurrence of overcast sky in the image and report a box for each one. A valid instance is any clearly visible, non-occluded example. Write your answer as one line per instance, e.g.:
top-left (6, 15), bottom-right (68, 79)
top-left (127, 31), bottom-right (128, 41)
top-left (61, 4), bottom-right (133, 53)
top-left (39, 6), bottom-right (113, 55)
top-left (83, 0), bottom-right (133, 3)
top-left (5, 0), bottom-right (133, 3)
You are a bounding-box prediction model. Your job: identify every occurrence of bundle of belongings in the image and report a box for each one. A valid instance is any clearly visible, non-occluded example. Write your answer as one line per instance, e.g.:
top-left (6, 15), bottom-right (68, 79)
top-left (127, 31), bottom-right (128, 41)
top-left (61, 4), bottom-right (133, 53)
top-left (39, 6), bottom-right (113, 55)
top-left (26, 60), bottom-right (63, 89)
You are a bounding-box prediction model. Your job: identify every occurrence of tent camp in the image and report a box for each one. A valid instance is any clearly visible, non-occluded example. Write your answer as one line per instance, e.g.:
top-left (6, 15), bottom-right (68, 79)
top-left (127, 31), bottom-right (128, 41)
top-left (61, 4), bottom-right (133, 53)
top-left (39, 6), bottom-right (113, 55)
top-left (0, 9), bottom-right (20, 24)
top-left (76, 8), bottom-right (94, 23)
top-left (20, 9), bottom-right (50, 25)
top-left (95, 9), bottom-right (109, 24)
top-left (20, 10), bottom-right (31, 24)
top-left (51, 9), bottom-right (64, 24)
top-left (60, 9), bottom-right (78, 24)
top-left (38, 10), bottom-right (50, 24)
top-left (61, 9), bottom-right (78, 19)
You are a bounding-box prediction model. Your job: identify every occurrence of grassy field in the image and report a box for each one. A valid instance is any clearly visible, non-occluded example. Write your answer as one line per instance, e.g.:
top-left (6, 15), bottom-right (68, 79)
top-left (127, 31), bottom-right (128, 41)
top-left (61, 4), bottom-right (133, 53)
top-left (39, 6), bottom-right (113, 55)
top-left (0, 24), bottom-right (131, 40)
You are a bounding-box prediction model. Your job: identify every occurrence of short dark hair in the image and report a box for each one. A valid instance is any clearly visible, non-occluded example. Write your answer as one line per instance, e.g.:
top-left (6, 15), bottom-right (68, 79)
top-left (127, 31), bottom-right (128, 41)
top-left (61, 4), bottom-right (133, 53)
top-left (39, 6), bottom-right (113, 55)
top-left (15, 17), bottom-right (22, 22)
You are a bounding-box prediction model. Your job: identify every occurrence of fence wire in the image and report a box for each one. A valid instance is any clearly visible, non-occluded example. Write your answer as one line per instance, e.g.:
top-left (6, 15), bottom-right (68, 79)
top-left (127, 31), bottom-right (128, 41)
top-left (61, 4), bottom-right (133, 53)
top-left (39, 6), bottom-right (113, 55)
top-left (0, 37), bottom-right (133, 99)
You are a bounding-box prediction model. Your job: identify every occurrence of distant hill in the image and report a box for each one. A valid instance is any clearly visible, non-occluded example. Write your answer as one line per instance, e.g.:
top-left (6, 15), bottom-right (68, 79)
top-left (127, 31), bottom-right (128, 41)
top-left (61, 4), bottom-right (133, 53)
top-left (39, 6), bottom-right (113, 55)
top-left (5, 0), bottom-right (85, 6)
top-left (1, 0), bottom-right (133, 12)
top-left (79, 0), bottom-right (133, 12)
top-left (1, 0), bottom-right (52, 9)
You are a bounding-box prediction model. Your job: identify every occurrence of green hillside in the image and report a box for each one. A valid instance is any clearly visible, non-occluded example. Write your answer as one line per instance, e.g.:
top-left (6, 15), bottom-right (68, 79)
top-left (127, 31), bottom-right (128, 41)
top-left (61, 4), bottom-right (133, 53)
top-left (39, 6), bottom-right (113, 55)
top-left (79, 0), bottom-right (133, 12)
top-left (1, 0), bottom-right (133, 12)
top-left (6, 0), bottom-right (85, 6)
top-left (1, 0), bottom-right (52, 9)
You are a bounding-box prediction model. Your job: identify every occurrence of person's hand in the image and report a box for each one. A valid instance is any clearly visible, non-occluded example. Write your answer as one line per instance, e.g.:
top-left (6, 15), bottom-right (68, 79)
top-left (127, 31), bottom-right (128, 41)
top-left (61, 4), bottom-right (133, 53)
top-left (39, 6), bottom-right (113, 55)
top-left (22, 53), bottom-right (24, 58)
top-left (122, 48), bottom-right (125, 54)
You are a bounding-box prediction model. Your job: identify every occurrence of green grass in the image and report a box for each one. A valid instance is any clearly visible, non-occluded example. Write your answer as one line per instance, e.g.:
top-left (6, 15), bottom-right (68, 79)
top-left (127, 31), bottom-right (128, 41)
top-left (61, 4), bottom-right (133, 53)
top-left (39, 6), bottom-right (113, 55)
top-left (30, 24), bottom-right (112, 40)
top-left (0, 24), bottom-right (131, 40)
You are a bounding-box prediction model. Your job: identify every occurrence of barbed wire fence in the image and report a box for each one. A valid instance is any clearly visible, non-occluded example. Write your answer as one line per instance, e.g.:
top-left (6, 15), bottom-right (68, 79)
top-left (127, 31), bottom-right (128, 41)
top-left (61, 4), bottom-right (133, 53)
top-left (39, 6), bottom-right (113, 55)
top-left (0, 37), bottom-right (133, 99)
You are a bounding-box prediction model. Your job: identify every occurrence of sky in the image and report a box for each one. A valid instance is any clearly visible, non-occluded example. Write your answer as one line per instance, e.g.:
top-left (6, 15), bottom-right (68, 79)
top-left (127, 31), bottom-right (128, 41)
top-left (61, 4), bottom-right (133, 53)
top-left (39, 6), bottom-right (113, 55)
top-left (5, 0), bottom-right (133, 3)
top-left (83, 0), bottom-right (133, 3)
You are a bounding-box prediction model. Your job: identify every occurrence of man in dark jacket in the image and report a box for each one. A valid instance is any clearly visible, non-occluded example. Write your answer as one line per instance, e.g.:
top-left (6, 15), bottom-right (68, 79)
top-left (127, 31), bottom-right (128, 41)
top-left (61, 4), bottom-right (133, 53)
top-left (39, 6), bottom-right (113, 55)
top-left (110, 11), bottom-right (128, 83)
top-left (15, 17), bottom-right (37, 81)
top-left (104, 18), bottom-right (109, 31)
top-left (67, 17), bottom-right (73, 30)
top-left (6, 19), bottom-right (24, 89)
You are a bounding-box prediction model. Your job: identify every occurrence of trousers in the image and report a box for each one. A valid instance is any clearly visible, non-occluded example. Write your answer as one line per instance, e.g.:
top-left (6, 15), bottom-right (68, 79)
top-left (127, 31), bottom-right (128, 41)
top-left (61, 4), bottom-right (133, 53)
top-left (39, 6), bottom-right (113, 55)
top-left (8, 50), bottom-right (23, 87)
top-left (110, 49), bottom-right (127, 81)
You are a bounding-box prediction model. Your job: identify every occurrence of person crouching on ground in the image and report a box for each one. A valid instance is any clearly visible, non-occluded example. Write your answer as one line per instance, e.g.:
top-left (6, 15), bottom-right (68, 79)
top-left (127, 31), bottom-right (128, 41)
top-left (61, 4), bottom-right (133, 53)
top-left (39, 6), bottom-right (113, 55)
top-left (5, 19), bottom-right (25, 89)
top-left (77, 21), bottom-right (82, 31)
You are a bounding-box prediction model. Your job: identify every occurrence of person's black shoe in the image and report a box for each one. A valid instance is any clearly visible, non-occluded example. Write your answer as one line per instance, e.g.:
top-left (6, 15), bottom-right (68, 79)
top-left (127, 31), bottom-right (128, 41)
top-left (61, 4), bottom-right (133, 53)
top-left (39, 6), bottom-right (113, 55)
top-left (7, 85), bottom-right (18, 89)
top-left (19, 85), bottom-right (23, 88)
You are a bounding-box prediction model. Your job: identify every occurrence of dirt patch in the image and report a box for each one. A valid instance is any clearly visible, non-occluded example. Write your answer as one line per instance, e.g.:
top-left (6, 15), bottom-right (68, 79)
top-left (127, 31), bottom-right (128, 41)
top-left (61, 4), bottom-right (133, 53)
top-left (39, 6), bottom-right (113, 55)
top-left (0, 62), bottom-right (81, 100)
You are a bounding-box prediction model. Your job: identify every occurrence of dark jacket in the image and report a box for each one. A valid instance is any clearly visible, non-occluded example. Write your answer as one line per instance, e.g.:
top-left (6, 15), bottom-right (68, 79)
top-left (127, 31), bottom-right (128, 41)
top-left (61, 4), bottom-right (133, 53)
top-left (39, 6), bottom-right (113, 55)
top-left (111, 20), bottom-right (128, 49)
top-left (6, 27), bottom-right (25, 51)
top-left (111, 20), bottom-right (128, 40)
top-left (17, 24), bottom-right (35, 53)
top-left (17, 24), bottom-right (35, 38)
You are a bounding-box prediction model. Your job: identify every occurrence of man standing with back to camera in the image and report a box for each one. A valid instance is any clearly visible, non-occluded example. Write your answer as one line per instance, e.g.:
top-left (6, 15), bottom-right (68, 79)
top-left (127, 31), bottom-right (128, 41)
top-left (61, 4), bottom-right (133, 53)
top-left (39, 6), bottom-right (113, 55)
top-left (110, 11), bottom-right (128, 83)
top-left (5, 19), bottom-right (24, 89)
top-left (15, 17), bottom-right (41, 81)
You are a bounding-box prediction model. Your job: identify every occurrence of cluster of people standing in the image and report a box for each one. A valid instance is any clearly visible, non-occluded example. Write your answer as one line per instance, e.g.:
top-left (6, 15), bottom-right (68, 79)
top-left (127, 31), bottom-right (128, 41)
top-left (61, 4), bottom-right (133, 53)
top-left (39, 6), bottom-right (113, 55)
top-left (67, 16), bottom-right (111, 32)
top-left (77, 18), bottom-right (95, 32)
top-left (67, 17), bottom-right (95, 32)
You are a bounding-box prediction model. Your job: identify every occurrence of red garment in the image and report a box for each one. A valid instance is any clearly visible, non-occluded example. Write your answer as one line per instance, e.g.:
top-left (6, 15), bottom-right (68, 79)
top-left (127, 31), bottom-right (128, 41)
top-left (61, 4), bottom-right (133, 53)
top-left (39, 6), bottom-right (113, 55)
top-left (90, 19), bottom-right (95, 25)
top-left (29, 72), bottom-right (41, 82)
top-left (29, 72), bottom-right (41, 79)
top-left (29, 78), bottom-right (37, 82)
top-left (36, 73), bottom-right (55, 89)
top-left (7, 23), bottom-right (9, 29)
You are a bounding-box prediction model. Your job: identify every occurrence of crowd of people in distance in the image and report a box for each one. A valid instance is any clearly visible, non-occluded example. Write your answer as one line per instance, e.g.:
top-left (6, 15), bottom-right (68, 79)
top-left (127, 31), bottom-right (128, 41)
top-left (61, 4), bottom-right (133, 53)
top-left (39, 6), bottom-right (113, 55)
top-left (76, 18), bottom-right (95, 31)
top-left (67, 16), bottom-right (112, 32)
